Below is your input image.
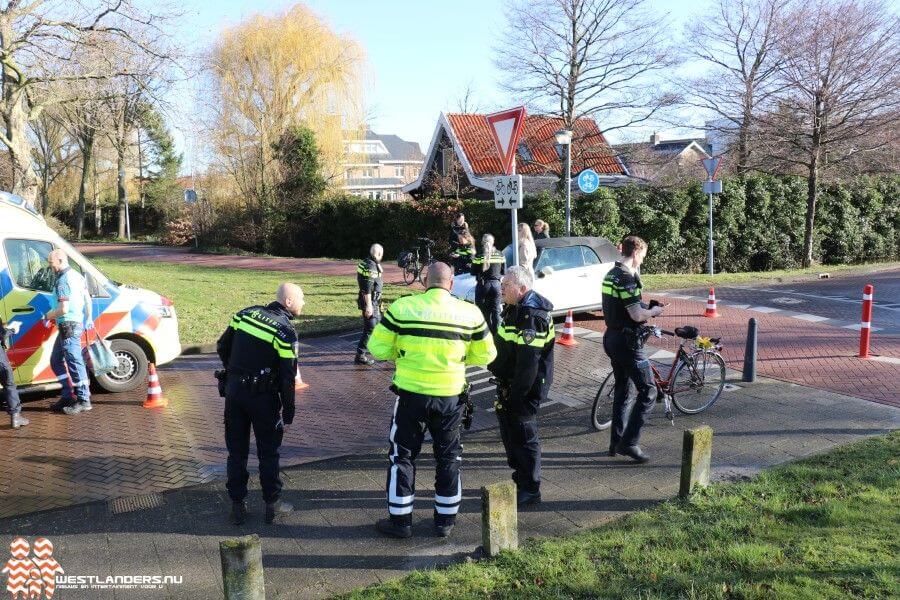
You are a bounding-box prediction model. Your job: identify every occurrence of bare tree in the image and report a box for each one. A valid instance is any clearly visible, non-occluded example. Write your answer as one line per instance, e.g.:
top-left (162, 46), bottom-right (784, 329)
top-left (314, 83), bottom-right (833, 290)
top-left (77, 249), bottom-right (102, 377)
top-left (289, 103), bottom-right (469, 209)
top-left (0, 0), bottom-right (175, 204)
top-left (454, 80), bottom-right (482, 114)
top-left (760, 0), bottom-right (900, 266)
top-left (60, 84), bottom-right (107, 239)
top-left (496, 0), bottom-right (677, 178)
top-left (30, 108), bottom-right (77, 213)
top-left (680, 0), bottom-right (794, 173)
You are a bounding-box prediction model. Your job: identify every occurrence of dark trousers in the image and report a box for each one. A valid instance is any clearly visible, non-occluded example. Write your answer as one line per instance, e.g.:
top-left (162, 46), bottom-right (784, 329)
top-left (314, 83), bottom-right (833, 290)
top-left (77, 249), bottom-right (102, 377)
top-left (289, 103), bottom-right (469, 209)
top-left (475, 279), bottom-right (502, 333)
top-left (386, 390), bottom-right (463, 526)
top-left (0, 345), bottom-right (21, 415)
top-left (496, 405), bottom-right (541, 493)
top-left (357, 303), bottom-right (382, 354)
top-left (603, 329), bottom-right (657, 449)
top-left (224, 381), bottom-right (284, 503)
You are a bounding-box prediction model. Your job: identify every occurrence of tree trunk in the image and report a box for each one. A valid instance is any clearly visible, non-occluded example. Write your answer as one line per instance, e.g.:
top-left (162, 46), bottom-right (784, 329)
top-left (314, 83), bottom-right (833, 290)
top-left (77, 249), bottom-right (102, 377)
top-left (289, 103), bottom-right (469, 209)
top-left (93, 155), bottom-right (101, 236)
top-left (737, 110), bottom-right (752, 175)
top-left (802, 96), bottom-right (824, 268)
top-left (117, 145), bottom-right (127, 239)
top-left (1, 18), bottom-right (39, 207)
top-left (76, 134), bottom-right (94, 240)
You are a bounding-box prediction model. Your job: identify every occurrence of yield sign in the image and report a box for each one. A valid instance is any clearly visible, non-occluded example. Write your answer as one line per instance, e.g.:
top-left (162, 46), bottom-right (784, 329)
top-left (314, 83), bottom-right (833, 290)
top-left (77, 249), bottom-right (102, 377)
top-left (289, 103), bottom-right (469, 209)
top-left (701, 156), bottom-right (723, 180)
top-left (485, 106), bottom-right (527, 176)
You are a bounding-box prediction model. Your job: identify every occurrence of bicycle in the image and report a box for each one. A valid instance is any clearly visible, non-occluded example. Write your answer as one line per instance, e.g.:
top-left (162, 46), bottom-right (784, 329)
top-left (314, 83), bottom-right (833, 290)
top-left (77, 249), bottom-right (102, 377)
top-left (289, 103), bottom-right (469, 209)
top-left (590, 324), bottom-right (726, 431)
top-left (399, 237), bottom-right (436, 286)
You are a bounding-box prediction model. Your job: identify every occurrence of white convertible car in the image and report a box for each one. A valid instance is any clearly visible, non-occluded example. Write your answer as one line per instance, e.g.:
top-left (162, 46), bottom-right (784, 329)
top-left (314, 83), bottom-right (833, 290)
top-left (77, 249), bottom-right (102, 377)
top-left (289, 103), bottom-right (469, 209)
top-left (451, 236), bottom-right (621, 316)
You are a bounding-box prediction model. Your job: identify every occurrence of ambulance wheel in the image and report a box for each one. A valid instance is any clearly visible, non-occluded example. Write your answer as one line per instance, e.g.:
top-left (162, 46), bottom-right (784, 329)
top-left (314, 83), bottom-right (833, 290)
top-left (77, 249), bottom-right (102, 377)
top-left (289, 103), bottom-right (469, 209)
top-left (94, 339), bottom-right (149, 393)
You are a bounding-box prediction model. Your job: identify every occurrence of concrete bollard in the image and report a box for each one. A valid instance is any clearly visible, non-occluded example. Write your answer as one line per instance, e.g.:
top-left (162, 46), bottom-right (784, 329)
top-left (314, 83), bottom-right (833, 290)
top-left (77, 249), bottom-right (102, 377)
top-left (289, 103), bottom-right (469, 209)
top-left (679, 426), bottom-right (713, 499)
top-left (742, 318), bottom-right (757, 383)
top-left (220, 534), bottom-right (265, 600)
top-left (481, 482), bottom-right (518, 557)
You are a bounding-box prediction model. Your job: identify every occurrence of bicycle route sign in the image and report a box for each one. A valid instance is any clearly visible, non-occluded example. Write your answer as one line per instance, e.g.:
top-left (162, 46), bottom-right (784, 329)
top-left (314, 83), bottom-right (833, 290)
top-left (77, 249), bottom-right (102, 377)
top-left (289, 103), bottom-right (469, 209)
top-left (577, 169), bottom-right (600, 193)
top-left (493, 175), bottom-right (523, 209)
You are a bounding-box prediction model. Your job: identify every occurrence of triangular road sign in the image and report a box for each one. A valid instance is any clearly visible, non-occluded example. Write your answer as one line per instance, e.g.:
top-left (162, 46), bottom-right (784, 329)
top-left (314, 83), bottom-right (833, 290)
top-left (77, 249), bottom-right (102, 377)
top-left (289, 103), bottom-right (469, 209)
top-left (486, 106), bottom-right (527, 176)
top-left (701, 156), bottom-right (723, 180)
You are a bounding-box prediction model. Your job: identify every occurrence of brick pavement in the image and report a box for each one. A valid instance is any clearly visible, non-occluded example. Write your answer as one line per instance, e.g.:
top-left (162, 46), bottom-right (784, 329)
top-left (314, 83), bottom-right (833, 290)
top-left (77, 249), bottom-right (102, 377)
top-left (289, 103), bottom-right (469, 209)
top-left (0, 333), bottom-right (896, 599)
top-left (574, 293), bottom-right (900, 408)
top-left (75, 243), bottom-right (406, 283)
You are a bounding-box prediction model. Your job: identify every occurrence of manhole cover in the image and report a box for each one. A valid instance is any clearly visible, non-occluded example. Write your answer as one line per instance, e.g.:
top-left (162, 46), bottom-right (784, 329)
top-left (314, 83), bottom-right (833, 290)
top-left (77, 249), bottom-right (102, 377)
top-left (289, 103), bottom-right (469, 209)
top-left (108, 493), bottom-right (166, 515)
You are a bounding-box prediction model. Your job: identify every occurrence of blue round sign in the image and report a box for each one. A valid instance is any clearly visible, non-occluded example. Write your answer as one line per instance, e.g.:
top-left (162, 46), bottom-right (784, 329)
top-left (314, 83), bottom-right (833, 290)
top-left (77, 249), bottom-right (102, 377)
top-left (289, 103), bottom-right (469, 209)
top-left (577, 169), bottom-right (600, 193)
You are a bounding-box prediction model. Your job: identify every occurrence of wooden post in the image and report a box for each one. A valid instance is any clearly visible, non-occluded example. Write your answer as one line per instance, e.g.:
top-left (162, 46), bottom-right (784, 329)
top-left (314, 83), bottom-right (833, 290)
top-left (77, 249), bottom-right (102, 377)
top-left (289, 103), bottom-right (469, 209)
top-left (481, 482), bottom-right (518, 557)
top-left (679, 426), bottom-right (713, 499)
top-left (220, 534), bottom-right (265, 600)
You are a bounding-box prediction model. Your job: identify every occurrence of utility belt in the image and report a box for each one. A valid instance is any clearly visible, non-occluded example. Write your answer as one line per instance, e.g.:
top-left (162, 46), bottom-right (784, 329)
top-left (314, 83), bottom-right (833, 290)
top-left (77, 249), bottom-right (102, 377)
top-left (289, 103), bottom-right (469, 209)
top-left (389, 383), bottom-right (474, 430)
top-left (607, 325), bottom-right (647, 350)
top-left (218, 367), bottom-right (278, 396)
top-left (58, 320), bottom-right (81, 339)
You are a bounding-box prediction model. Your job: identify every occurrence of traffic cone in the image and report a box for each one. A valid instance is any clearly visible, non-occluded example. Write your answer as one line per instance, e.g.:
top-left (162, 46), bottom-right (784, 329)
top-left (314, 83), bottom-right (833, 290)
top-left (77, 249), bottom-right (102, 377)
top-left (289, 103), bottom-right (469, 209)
top-left (704, 288), bottom-right (720, 318)
top-left (143, 363), bottom-right (168, 409)
top-left (556, 310), bottom-right (579, 346)
top-left (294, 364), bottom-right (309, 390)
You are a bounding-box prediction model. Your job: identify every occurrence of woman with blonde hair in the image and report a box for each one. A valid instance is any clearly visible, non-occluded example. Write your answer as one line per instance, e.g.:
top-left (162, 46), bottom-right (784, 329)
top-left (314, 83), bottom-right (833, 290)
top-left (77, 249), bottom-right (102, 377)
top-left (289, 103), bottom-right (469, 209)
top-left (517, 223), bottom-right (537, 278)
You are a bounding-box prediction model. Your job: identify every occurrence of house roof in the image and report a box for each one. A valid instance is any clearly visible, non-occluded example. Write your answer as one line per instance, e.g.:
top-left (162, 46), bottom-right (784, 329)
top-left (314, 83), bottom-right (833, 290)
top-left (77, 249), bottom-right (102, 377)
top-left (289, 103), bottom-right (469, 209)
top-left (444, 113), bottom-right (625, 177)
top-left (365, 130), bottom-right (423, 161)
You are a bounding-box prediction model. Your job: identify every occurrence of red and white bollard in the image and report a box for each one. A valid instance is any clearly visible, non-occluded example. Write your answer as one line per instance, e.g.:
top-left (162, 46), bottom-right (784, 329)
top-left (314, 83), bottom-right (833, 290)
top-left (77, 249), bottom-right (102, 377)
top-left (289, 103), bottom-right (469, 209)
top-left (858, 284), bottom-right (874, 359)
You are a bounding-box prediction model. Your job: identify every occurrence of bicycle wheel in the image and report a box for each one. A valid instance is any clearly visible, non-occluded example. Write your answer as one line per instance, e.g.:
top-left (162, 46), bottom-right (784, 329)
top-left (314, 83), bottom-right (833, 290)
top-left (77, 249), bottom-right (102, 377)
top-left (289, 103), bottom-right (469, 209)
top-left (591, 372), bottom-right (634, 431)
top-left (670, 350), bottom-right (726, 414)
top-left (403, 263), bottom-right (418, 285)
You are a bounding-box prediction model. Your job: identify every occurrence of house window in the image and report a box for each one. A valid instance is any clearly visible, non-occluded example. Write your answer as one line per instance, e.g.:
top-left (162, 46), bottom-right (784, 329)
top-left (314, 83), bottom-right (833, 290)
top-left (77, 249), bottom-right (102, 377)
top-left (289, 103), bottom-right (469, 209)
top-left (345, 169), bottom-right (353, 180)
top-left (362, 168), bottom-right (373, 178)
top-left (395, 166), bottom-right (404, 177)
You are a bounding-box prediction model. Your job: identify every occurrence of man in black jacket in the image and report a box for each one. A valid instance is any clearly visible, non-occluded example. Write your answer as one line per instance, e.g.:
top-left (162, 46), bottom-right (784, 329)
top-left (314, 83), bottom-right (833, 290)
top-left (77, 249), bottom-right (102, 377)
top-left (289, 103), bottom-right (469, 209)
top-left (355, 243), bottom-right (384, 366)
top-left (217, 282), bottom-right (304, 525)
top-left (0, 318), bottom-right (27, 429)
top-left (489, 266), bottom-right (555, 506)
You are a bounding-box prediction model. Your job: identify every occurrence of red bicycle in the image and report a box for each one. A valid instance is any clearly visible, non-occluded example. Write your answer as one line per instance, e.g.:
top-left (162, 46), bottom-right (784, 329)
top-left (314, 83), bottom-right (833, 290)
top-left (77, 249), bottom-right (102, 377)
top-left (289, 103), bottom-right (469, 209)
top-left (591, 324), bottom-right (725, 430)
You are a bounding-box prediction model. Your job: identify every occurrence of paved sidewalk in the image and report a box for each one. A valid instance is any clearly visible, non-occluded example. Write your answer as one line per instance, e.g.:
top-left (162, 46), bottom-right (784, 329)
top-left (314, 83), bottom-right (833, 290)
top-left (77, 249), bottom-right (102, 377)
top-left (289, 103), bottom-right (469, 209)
top-left (1, 333), bottom-right (896, 599)
top-left (75, 243), bottom-right (407, 283)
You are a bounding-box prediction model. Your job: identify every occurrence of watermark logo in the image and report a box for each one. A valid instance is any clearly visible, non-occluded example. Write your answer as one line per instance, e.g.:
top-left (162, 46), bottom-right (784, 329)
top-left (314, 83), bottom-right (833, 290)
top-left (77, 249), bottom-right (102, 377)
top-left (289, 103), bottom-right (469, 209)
top-left (2, 537), bottom-right (64, 599)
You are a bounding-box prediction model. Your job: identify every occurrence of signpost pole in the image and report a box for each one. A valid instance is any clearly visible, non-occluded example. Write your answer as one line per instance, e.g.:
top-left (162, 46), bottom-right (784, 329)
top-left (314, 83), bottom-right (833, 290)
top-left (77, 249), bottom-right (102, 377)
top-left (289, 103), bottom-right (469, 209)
top-left (707, 186), bottom-right (714, 276)
top-left (565, 142), bottom-right (572, 236)
top-left (511, 160), bottom-right (519, 267)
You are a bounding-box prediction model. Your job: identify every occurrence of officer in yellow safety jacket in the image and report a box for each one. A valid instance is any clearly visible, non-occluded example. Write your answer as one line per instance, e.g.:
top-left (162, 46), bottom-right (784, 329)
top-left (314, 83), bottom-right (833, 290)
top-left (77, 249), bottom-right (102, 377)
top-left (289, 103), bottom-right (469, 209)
top-left (367, 261), bottom-right (496, 539)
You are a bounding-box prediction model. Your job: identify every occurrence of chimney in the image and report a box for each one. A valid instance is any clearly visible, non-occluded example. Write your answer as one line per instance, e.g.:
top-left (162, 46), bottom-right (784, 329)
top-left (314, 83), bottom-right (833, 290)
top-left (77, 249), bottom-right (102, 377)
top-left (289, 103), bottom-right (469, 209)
top-left (650, 132), bottom-right (662, 145)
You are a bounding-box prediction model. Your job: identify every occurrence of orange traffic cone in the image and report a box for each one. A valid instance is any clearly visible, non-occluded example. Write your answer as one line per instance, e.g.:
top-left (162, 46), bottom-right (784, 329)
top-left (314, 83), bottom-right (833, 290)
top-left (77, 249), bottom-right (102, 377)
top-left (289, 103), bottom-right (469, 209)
top-left (556, 310), bottom-right (579, 346)
top-left (703, 288), bottom-right (720, 318)
top-left (294, 364), bottom-right (309, 390)
top-left (143, 363), bottom-right (168, 408)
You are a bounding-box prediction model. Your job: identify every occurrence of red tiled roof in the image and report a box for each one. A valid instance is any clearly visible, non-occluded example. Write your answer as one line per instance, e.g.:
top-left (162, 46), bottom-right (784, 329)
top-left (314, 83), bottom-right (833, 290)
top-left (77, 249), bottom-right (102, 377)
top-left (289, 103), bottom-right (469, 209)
top-left (445, 113), bottom-right (625, 177)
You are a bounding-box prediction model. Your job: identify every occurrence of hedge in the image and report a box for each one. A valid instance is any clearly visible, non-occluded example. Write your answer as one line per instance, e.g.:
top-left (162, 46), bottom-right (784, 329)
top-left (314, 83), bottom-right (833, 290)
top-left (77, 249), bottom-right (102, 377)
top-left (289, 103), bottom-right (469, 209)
top-left (201, 174), bottom-right (900, 274)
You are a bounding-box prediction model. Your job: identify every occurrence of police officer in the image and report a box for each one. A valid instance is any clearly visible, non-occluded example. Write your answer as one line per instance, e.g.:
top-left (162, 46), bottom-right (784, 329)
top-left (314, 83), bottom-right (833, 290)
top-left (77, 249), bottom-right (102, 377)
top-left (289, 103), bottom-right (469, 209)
top-left (471, 233), bottom-right (505, 333)
top-left (489, 266), bottom-right (555, 506)
top-left (368, 262), bottom-right (496, 539)
top-left (451, 232), bottom-right (476, 275)
top-left (217, 282), bottom-right (305, 525)
top-left (601, 236), bottom-right (664, 463)
top-left (355, 243), bottom-right (384, 366)
top-left (0, 318), bottom-right (27, 429)
top-left (448, 213), bottom-right (471, 274)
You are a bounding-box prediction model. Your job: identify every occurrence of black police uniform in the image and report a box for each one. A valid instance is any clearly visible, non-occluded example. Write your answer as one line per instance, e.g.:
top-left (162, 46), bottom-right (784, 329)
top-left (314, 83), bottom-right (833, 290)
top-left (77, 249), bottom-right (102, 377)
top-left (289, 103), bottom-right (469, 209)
top-left (449, 224), bottom-right (471, 274)
top-left (471, 250), bottom-right (505, 333)
top-left (0, 319), bottom-right (22, 417)
top-left (601, 263), bottom-right (657, 451)
top-left (489, 290), bottom-right (555, 499)
top-left (356, 255), bottom-right (383, 360)
top-left (217, 302), bottom-right (298, 505)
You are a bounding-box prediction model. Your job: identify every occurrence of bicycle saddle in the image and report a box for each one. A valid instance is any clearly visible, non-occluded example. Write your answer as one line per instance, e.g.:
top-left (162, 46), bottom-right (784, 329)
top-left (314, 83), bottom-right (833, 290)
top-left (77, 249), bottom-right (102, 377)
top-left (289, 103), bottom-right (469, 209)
top-left (674, 326), bottom-right (699, 339)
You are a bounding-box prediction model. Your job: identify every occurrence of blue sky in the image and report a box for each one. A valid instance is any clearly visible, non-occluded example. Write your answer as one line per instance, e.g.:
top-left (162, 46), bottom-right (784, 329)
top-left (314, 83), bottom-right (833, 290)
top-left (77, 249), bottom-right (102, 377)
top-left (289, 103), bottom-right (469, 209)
top-left (172, 0), bottom-right (707, 171)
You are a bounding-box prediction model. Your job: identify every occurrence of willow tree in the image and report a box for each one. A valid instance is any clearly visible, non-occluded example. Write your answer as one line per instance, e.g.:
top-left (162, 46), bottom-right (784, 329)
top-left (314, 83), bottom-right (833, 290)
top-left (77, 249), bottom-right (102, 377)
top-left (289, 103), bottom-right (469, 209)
top-left (206, 4), bottom-right (365, 250)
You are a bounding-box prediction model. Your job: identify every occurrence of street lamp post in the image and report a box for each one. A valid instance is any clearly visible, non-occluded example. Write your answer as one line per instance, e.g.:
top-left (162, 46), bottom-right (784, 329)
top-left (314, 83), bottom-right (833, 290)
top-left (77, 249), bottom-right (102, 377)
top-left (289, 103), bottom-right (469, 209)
top-left (555, 129), bottom-right (573, 236)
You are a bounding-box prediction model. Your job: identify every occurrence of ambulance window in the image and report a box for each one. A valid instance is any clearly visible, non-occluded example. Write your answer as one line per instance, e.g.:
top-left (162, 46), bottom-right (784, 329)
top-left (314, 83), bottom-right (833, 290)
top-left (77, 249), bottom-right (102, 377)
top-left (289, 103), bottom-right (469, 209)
top-left (3, 239), bottom-right (55, 292)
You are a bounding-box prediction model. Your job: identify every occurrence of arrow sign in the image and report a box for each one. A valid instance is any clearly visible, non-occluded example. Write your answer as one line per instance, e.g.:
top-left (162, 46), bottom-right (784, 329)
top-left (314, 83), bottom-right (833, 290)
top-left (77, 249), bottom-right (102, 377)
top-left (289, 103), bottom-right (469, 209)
top-left (701, 156), bottom-right (723, 180)
top-left (485, 107), bottom-right (526, 176)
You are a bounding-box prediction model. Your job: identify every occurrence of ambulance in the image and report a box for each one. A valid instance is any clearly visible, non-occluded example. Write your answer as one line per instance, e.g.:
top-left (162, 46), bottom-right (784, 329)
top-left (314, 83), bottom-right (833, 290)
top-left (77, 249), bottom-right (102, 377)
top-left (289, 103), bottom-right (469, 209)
top-left (0, 191), bottom-right (181, 393)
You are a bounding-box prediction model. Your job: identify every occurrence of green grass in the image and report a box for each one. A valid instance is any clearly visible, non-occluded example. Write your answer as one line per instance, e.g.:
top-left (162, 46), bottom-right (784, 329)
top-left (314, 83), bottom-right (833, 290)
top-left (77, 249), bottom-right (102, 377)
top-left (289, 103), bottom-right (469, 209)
top-left (343, 432), bottom-right (900, 599)
top-left (90, 258), bottom-right (418, 347)
top-left (642, 262), bottom-right (898, 291)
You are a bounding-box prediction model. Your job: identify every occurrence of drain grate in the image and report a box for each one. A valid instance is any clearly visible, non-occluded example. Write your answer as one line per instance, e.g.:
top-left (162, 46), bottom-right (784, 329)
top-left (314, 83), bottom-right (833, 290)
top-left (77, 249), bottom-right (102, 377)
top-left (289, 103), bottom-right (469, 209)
top-left (108, 492), bottom-right (166, 515)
